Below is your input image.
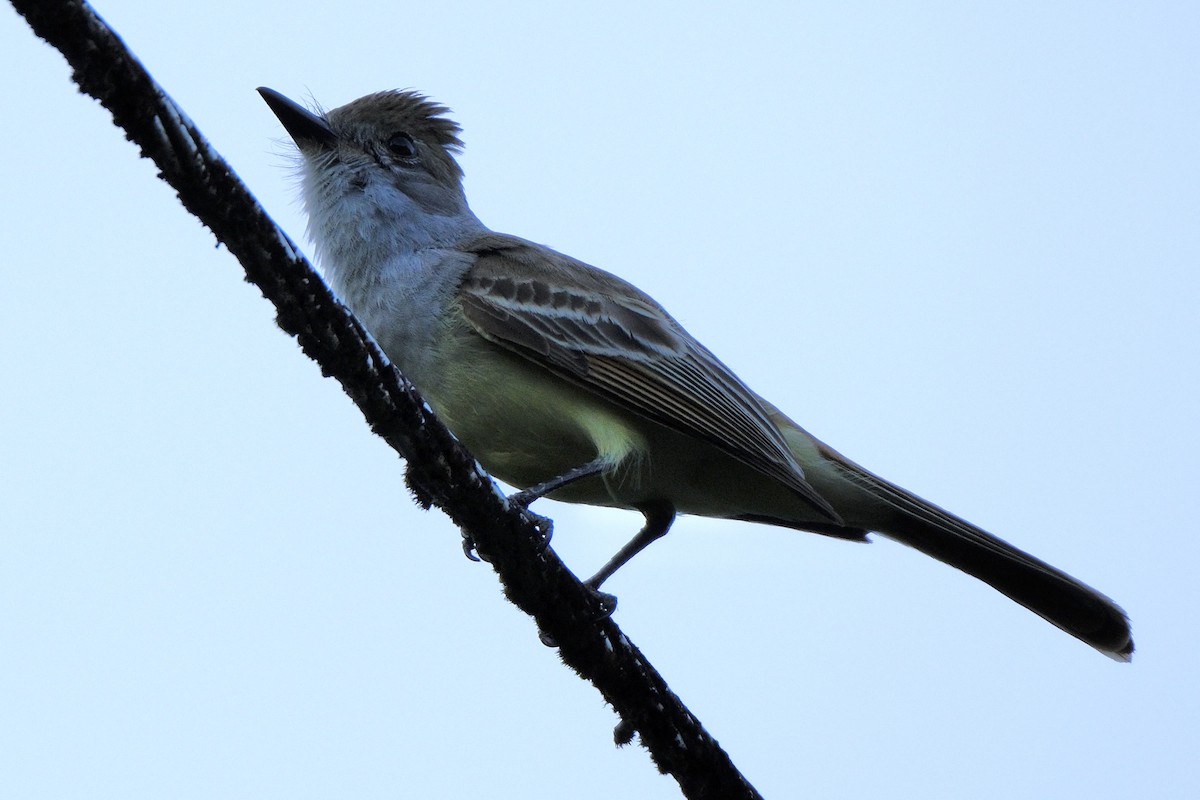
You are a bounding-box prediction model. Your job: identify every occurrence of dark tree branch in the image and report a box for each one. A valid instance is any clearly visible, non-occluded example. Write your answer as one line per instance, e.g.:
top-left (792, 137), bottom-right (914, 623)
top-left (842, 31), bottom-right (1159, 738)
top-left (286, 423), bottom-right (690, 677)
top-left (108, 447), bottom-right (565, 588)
top-left (10, 2), bottom-right (765, 798)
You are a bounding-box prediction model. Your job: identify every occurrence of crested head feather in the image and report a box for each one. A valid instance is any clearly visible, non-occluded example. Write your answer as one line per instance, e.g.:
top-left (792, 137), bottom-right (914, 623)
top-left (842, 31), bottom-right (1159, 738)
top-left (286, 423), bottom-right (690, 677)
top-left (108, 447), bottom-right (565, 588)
top-left (327, 90), bottom-right (464, 153)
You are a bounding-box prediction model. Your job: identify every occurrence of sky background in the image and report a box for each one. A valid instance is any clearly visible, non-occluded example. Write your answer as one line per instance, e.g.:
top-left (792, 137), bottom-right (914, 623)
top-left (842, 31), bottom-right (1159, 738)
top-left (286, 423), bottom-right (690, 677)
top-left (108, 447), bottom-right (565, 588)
top-left (2, 2), bottom-right (1197, 798)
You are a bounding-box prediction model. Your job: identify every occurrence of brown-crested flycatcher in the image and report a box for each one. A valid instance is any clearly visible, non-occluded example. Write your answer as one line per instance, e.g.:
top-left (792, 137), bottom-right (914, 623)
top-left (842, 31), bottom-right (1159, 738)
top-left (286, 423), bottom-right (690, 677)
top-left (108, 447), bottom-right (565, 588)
top-left (260, 87), bottom-right (1132, 660)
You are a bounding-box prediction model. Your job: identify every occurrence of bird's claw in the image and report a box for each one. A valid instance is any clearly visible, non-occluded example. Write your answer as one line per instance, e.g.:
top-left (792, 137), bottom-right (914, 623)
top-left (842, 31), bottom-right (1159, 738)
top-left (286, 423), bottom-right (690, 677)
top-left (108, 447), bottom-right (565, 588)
top-left (507, 490), bottom-right (554, 551)
top-left (508, 489), bottom-right (535, 510)
top-left (524, 509), bottom-right (554, 552)
top-left (537, 587), bottom-right (618, 649)
top-left (587, 587), bottom-right (618, 619)
top-left (461, 531), bottom-right (483, 562)
top-left (464, 497), bottom-right (553, 564)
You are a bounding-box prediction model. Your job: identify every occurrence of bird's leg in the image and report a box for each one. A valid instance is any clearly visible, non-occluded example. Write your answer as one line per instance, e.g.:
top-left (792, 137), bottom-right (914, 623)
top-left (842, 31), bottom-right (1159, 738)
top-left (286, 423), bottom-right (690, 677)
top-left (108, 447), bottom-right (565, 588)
top-left (585, 501), bottom-right (676, 592)
top-left (540, 503), bottom-right (677, 640)
top-left (507, 455), bottom-right (610, 509)
top-left (508, 464), bottom-right (676, 621)
top-left (482, 456), bottom-right (611, 561)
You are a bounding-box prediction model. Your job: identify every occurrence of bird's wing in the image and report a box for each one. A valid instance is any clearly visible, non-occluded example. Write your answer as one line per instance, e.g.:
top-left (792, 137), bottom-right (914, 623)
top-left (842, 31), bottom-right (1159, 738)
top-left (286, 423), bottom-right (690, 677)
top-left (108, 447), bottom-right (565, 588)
top-left (456, 232), bottom-right (840, 523)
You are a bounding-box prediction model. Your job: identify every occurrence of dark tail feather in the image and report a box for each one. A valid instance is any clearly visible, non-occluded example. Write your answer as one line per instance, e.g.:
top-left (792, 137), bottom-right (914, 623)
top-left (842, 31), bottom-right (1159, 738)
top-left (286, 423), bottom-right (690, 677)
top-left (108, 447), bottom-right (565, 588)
top-left (850, 469), bottom-right (1133, 660)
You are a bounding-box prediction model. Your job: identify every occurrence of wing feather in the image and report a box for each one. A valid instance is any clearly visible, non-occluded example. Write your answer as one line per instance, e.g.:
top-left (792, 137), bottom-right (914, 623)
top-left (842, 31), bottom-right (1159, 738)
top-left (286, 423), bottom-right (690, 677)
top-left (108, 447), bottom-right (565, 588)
top-left (457, 233), bottom-right (840, 522)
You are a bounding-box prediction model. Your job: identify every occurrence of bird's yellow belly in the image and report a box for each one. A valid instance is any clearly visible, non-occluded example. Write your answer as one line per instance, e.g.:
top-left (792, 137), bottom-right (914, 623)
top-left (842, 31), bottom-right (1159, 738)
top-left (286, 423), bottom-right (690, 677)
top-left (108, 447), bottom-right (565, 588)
top-left (422, 345), bottom-right (644, 501)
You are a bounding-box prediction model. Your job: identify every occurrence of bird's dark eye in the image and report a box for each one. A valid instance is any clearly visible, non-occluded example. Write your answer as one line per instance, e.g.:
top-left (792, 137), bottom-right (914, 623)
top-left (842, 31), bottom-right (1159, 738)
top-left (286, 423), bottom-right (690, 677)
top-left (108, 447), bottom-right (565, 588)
top-left (386, 132), bottom-right (418, 160)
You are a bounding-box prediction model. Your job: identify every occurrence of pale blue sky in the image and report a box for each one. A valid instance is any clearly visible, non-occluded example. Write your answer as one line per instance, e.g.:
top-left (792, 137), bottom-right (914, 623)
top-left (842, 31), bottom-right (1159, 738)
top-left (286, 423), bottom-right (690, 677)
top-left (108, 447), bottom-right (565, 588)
top-left (3, 2), bottom-right (1197, 798)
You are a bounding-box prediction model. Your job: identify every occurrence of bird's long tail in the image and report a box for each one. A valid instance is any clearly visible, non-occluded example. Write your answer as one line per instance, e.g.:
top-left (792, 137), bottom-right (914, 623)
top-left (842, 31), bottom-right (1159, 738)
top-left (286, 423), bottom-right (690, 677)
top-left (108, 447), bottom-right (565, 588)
top-left (837, 458), bottom-right (1134, 660)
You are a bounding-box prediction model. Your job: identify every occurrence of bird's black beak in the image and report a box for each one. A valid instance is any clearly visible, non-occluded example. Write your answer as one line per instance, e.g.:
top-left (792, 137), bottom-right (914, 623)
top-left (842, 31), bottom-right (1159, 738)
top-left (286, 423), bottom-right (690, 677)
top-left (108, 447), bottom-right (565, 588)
top-left (257, 87), bottom-right (336, 148)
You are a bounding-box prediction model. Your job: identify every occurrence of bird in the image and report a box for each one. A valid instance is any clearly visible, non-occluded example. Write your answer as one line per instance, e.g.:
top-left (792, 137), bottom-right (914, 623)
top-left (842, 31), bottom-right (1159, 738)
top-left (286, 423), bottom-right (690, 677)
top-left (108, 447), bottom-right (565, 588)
top-left (258, 87), bottom-right (1133, 660)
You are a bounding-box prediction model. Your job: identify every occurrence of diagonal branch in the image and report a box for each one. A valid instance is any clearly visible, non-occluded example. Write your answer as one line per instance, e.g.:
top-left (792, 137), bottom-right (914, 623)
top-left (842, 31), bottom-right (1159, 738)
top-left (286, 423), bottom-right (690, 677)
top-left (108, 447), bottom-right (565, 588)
top-left (9, 1), bottom-right (764, 798)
